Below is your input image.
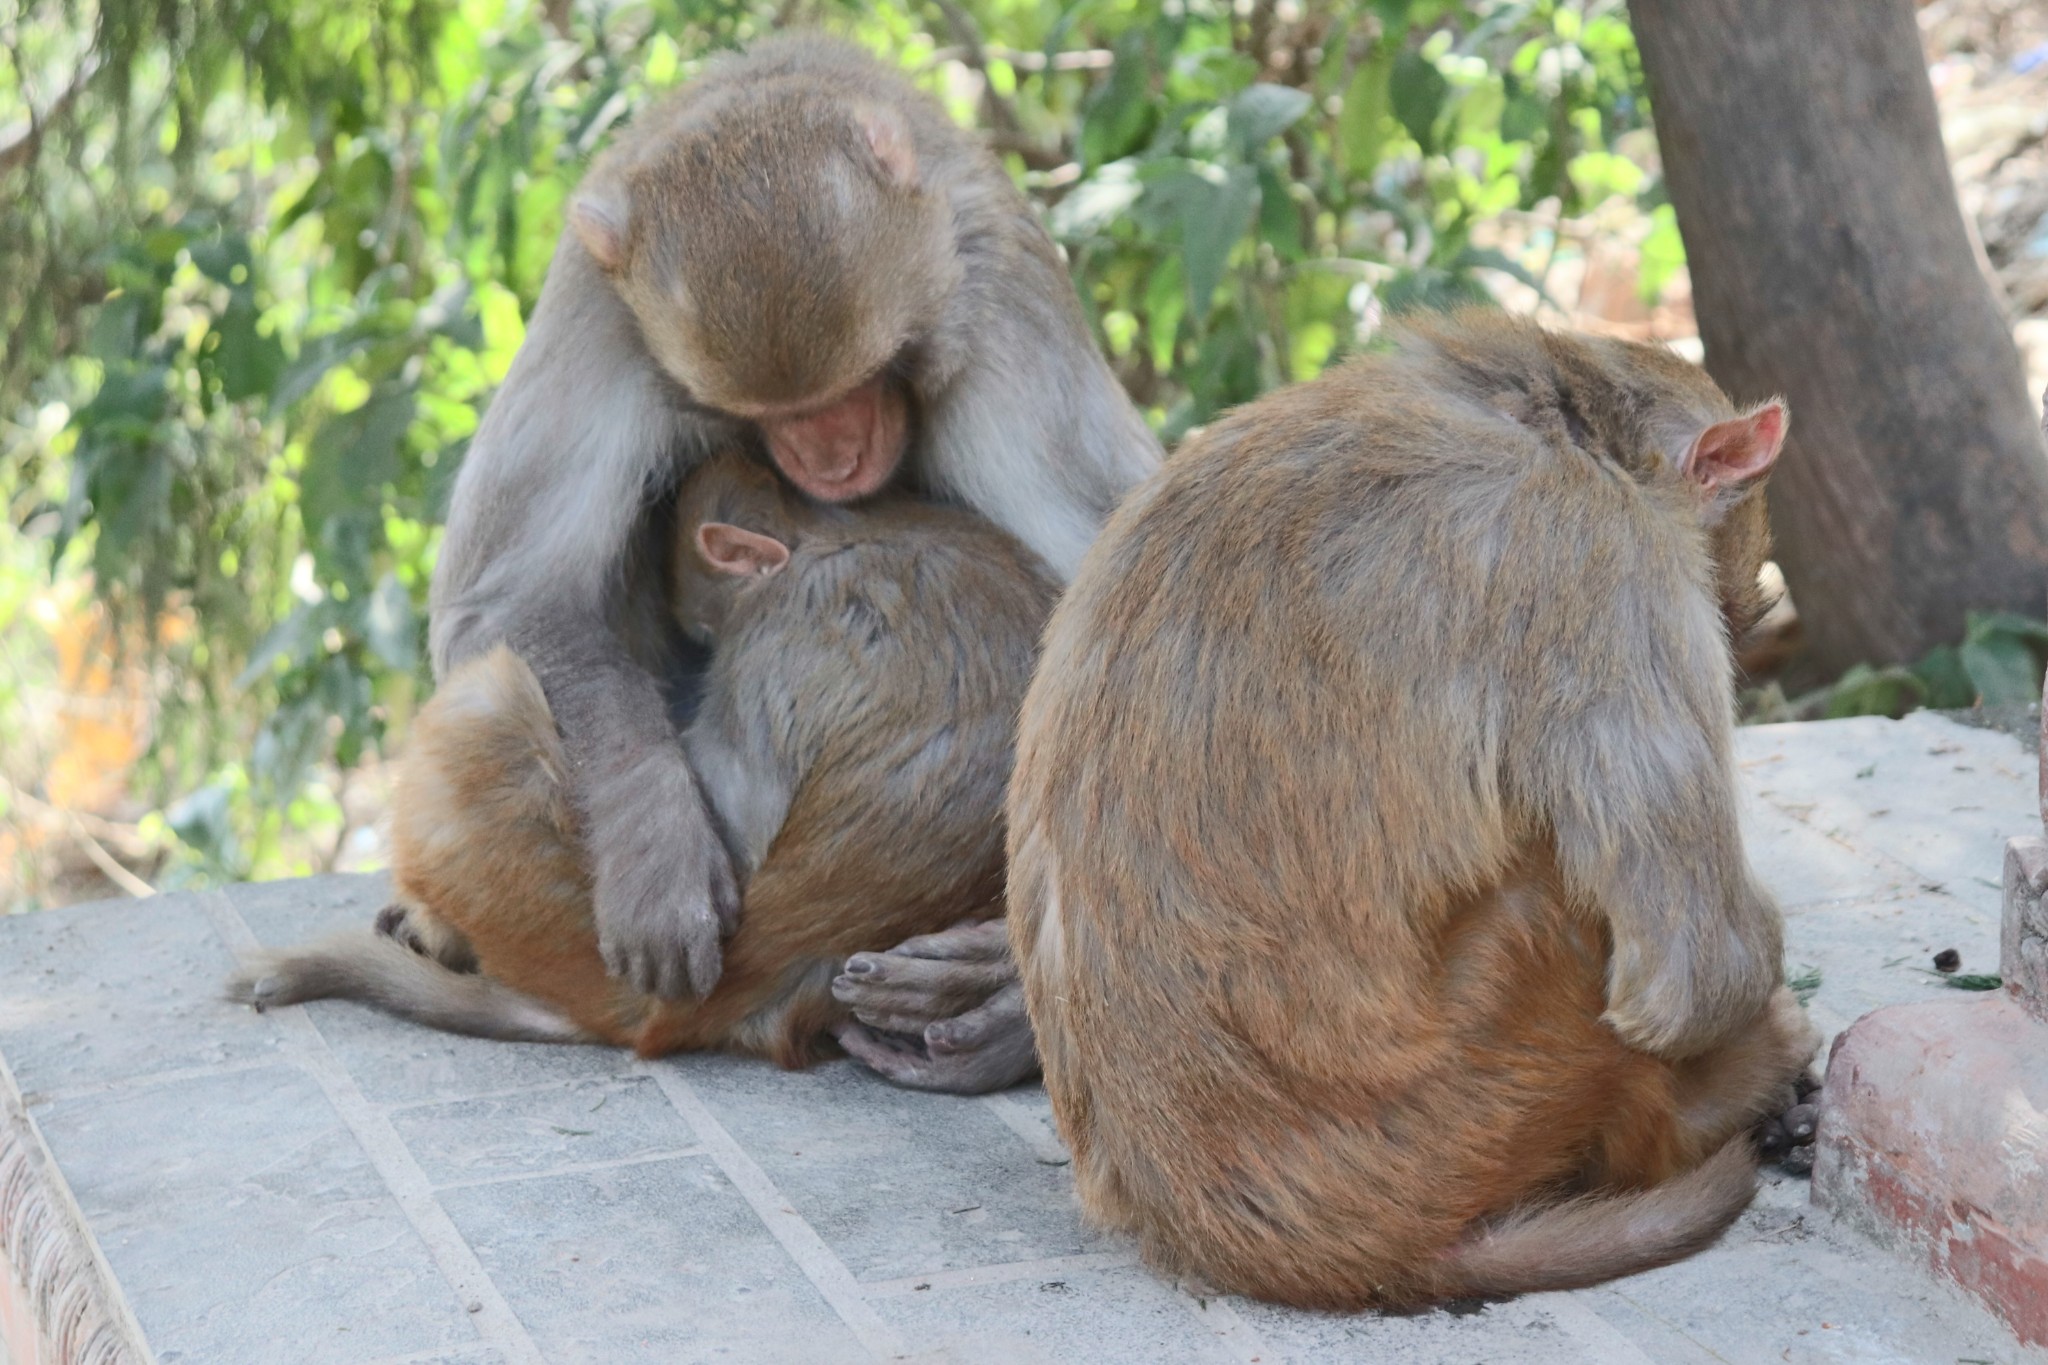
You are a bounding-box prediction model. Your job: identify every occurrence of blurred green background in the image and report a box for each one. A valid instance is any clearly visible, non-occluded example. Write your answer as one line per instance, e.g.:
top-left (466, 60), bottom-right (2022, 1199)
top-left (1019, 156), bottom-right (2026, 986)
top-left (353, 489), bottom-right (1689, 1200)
top-left (2, 0), bottom-right (2045, 907)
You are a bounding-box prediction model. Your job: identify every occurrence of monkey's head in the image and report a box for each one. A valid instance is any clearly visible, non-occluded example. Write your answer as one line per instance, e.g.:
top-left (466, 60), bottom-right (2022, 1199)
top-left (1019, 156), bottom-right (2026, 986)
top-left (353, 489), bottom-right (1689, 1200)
top-left (573, 91), bottom-right (960, 506)
top-left (1586, 338), bottom-right (1788, 636)
top-left (669, 450), bottom-right (807, 643)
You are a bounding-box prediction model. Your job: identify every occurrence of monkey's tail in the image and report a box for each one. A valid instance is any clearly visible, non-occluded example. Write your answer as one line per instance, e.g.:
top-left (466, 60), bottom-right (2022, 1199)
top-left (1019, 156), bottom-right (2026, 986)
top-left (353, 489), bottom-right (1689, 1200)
top-left (225, 932), bottom-right (592, 1046)
top-left (1434, 1136), bottom-right (1758, 1298)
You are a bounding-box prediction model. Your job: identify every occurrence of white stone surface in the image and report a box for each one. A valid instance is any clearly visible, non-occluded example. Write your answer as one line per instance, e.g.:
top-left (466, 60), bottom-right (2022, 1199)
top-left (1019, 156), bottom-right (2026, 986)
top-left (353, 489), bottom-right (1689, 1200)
top-left (0, 712), bottom-right (2040, 1364)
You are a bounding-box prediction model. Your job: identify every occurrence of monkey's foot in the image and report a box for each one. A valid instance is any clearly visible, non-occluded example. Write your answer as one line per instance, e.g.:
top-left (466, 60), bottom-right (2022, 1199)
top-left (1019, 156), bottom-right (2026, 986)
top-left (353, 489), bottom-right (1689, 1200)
top-left (1757, 1072), bottom-right (1822, 1176)
top-left (831, 1003), bottom-right (1036, 1094)
top-left (830, 918), bottom-right (1038, 1092)
top-left (831, 918), bottom-right (1015, 1032)
top-left (374, 902), bottom-right (479, 974)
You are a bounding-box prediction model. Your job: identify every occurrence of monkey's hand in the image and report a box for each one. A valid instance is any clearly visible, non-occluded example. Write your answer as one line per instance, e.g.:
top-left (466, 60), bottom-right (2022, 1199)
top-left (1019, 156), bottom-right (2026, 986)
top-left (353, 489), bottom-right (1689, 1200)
top-left (1602, 908), bottom-right (1782, 1059)
top-left (830, 919), bottom-right (1038, 1093)
top-left (587, 750), bottom-right (741, 1000)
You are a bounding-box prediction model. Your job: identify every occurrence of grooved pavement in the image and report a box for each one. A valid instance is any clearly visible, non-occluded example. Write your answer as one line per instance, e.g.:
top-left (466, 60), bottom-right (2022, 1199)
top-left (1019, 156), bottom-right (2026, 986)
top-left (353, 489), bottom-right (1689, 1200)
top-left (0, 712), bottom-right (2040, 1363)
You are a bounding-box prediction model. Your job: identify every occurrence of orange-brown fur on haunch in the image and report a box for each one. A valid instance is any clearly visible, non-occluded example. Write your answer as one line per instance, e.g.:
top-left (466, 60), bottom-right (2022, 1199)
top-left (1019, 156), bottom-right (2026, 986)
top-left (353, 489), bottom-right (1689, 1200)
top-left (1007, 311), bottom-right (1816, 1309)
top-left (241, 451), bottom-right (1057, 1066)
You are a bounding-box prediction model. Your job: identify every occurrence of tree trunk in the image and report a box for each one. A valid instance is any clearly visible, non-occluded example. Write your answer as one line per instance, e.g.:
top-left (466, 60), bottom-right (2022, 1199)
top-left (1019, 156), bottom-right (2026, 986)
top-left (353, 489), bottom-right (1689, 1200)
top-left (1629, 0), bottom-right (2048, 675)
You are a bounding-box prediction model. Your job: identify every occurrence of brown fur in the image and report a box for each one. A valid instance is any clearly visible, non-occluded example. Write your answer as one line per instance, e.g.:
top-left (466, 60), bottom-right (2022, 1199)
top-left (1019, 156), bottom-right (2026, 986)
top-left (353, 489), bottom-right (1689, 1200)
top-left (238, 451), bottom-right (1058, 1066)
top-left (427, 32), bottom-right (1158, 1008)
top-left (1007, 310), bottom-right (1816, 1308)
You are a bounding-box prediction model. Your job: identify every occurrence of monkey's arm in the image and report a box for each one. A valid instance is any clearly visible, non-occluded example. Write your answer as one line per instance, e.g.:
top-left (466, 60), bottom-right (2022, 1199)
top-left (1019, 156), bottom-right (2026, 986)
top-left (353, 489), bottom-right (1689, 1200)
top-left (429, 236), bottom-right (739, 1000)
top-left (1524, 576), bottom-right (1783, 1060)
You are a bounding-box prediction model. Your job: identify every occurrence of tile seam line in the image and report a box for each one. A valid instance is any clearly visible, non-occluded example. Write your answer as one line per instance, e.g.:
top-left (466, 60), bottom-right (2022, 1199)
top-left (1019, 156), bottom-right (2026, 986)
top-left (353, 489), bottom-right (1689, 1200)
top-left (861, 1252), bottom-right (1138, 1297)
top-left (203, 891), bottom-right (546, 1365)
top-left (973, 1093), bottom-right (1273, 1363)
top-left (1523, 1290), bottom-right (1661, 1363)
top-left (429, 1147), bottom-right (711, 1191)
top-left (379, 1072), bottom-right (648, 1115)
top-left (0, 1045), bottom-right (160, 1365)
top-left (975, 1091), bottom-right (1069, 1165)
top-left (637, 1062), bottom-right (908, 1361)
top-left (26, 1056), bottom-right (298, 1107)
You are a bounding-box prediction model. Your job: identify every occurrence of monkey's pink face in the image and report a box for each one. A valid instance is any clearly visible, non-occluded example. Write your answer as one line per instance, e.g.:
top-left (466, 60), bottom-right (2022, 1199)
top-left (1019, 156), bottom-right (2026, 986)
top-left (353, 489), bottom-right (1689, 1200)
top-left (756, 376), bottom-right (907, 503)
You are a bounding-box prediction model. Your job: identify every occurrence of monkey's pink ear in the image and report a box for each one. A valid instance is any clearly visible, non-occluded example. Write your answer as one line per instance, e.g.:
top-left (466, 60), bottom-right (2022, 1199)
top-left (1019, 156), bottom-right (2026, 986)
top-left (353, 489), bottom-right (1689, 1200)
top-left (1682, 401), bottom-right (1787, 493)
top-left (570, 188), bottom-right (630, 270)
top-left (696, 523), bottom-right (791, 578)
top-left (855, 105), bottom-right (919, 189)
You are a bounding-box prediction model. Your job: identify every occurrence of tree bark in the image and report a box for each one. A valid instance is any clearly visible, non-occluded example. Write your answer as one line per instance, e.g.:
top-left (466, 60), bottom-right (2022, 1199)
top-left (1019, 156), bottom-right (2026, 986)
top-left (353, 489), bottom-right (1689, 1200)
top-left (1630, 0), bottom-right (2048, 674)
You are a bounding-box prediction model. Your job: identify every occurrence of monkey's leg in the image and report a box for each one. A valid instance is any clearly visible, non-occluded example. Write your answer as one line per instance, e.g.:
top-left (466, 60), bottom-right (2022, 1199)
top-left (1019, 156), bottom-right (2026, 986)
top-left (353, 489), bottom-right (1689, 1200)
top-left (831, 919), bottom-right (1037, 1093)
top-left (1670, 986), bottom-right (1822, 1174)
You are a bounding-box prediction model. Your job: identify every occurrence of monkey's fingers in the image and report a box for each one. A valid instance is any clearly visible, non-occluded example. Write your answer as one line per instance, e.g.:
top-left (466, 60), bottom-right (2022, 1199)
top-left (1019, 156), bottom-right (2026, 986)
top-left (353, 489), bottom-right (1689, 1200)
top-left (592, 812), bottom-right (738, 1000)
top-left (882, 917), bottom-right (1011, 962)
top-left (832, 990), bottom-right (1037, 1095)
top-left (923, 983), bottom-right (1029, 1058)
top-left (832, 951), bottom-right (1013, 1029)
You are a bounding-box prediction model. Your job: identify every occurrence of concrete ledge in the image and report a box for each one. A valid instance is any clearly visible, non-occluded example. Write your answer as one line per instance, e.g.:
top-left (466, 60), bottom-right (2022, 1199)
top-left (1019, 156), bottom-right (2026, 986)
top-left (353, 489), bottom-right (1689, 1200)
top-left (1, 1058), bottom-right (149, 1365)
top-left (1814, 993), bottom-right (2048, 1346)
top-left (0, 712), bottom-right (2037, 1361)
top-left (2005, 836), bottom-right (2048, 1018)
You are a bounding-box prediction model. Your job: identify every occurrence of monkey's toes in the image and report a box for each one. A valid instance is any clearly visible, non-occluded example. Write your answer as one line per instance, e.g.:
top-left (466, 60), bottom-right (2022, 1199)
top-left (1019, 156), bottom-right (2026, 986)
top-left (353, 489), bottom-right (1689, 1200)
top-left (1761, 1077), bottom-right (1822, 1177)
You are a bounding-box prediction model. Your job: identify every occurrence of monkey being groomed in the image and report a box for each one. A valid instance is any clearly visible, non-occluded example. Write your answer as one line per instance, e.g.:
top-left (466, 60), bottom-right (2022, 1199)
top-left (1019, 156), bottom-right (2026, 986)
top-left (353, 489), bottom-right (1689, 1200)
top-left (229, 450), bottom-right (1056, 1065)
top-left (1007, 311), bottom-right (1820, 1310)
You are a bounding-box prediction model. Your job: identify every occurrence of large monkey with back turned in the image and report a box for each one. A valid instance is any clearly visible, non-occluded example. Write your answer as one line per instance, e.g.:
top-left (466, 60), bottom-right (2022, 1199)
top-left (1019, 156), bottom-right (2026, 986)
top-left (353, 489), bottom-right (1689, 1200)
top-left (429, 34), bottom-right (1158, 1091)
top-left (1008, 312), bottom-right (1817, 1307)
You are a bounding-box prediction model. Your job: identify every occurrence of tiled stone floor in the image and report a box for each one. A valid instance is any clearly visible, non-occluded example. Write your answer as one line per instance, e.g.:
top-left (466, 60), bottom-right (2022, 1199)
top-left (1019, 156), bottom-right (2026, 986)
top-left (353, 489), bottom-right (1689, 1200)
top-left (0, 711), bottom-right (2040, 1363)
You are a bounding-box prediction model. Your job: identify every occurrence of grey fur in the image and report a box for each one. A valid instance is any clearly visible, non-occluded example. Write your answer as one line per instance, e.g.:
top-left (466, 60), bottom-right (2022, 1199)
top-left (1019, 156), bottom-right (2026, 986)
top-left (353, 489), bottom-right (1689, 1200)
top-left (427, 35), bottom-right (1157, 1006)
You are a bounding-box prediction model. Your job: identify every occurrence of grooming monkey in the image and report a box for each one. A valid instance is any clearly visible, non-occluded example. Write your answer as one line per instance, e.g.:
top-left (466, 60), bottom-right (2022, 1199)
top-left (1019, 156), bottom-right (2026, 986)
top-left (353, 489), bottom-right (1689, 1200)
top-left (231, 451), bottom-right (1057, 1064)
top-left (1007, 311), bottom-right (1818, 1308)
top-left (431, 33), bottom-right (1158, 1089)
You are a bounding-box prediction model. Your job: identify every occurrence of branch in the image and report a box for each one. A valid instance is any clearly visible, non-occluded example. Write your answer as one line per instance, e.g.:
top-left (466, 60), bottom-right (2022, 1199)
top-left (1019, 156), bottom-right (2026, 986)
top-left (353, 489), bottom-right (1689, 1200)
top-left (928, 0), bottom-right (1023, 137)
top-left (0, 56), bottom-right (99, 179)
top-left (0, 773), bottom-right (157, 899)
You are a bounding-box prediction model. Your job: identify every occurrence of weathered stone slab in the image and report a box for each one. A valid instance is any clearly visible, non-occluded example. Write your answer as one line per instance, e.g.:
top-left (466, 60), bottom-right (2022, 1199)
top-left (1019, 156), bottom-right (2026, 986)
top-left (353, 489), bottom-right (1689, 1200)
top-left (0, 712), bottom-right (2039, 1363)
top-left (1815, 994), bottom-right (2048, 1348)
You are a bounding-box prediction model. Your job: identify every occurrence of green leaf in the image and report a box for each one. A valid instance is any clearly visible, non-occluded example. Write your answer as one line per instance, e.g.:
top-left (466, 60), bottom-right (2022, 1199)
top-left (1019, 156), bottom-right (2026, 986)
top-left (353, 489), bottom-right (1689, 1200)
top-left (1049, 166), bottom-right (1144, 241)
top-left (1913, 645), bottom-right (1978, 710)
top-left (213, 301), bottom-right (287, 402)
top-left (1227, 83), bottom-right (1312, 158)
top-left (1256, 164), bottom-right (1304, 261)
top-left (364, 572), bottom-right (419, 672)
top-left (1339, 45), bottom-right (1395, 179)
top-left (1965, 611), bottom-right (2048, 647)
top-left (1942, 973), bottom-right (2003, 992)
top-left (1824, 663), bottom-right (1926, 720)
top-left (1080, 31), bottom-right (1155, 169)
top-left (1390, 51), bottom-right (1449, 153)
top-left (189, 234), bottom-right (255, 289)
top-left (1184, 166), bottom-right (1260, 323)
top-left (1961, 634), bottom-right (2038, 706)
top-left (300, 387), bottom-right (416, 536)
top-left (1638, 204), bottom-right (1686, 304)
top-left (236, 605), bottom-right (323, 689)
top-left (166, 782), bottom-right (238, 871)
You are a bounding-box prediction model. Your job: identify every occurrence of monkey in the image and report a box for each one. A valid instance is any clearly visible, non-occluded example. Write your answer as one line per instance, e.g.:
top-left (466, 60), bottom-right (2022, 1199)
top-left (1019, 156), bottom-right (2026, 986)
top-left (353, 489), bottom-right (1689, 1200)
top-left (1004, 310), bottom-right (1820, 1309)
top-left (427, 32), bottom-right (1157, 1091)
top-left (229, 449), bottom-right (1058, 1067)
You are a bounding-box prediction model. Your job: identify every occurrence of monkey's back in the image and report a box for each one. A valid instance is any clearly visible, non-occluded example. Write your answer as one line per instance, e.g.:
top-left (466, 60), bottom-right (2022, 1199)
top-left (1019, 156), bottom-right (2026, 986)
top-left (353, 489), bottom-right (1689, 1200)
top-left (640, 503), bottom-right (1060, 1060)
top-left (1007, 321), bottom-right (1745, 1307)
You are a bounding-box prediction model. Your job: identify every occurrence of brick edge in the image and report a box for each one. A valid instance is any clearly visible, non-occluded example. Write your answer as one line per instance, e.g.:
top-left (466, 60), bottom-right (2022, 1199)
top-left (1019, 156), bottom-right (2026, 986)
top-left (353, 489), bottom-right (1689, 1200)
top-left (0, 1058), bottom-right (150, 1365)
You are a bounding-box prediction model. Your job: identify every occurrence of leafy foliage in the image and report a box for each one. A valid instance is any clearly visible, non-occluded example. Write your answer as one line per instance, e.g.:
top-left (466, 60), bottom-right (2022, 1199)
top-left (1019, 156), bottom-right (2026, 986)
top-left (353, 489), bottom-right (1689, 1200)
top-left (1747, 610), bottom-right (2048, 724)
top-left (1, 0), bottom-right (1669, 893)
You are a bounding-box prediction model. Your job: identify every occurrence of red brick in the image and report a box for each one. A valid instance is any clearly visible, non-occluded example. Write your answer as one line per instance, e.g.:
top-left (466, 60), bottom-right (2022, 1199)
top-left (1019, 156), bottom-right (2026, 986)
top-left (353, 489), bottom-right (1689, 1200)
top-left (1815, 993), bottom-right (2048, 1346)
